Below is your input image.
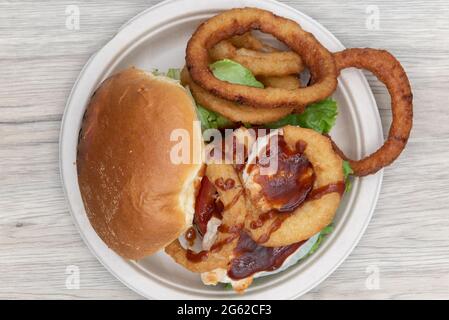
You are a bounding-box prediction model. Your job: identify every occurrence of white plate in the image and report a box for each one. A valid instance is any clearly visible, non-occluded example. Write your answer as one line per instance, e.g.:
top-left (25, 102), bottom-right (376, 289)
top-left (60, 0), bottom-right (383, 299)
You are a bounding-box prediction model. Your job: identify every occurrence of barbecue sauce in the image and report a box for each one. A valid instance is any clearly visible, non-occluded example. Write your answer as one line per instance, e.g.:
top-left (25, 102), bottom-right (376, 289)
top-left (186, 249), bottom-right (208, 263)
top-left (228, 231), bottom-right (305, 280)
top-left (249, 181), bottom-right (346, 243)
top-left (194, 176), bottom-right (223, 235)
top-left (249, 210), bottom-right (277, 229)
top-left (308, 181), bottom-right (346, 200)
top-left (255, 213), bottom-right (291, 244)
top-left (184, 227), bottom-right (197, 247)
top-left (185, 225), bottom-right (242, 262)
top-left (253, 136), bottom-right (315, 213)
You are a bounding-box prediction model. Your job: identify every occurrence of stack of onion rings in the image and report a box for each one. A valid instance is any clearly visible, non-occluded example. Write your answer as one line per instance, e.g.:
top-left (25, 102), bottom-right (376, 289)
top-left (183, 31), bottom-right (304, 123)
top-left (186, 7), bottom-right (338, 109)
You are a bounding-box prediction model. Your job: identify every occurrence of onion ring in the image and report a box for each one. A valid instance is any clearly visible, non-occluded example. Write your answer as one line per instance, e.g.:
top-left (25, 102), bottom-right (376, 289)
top-left (258, 75), bottom-right (302, 90)
top-left (227, 32), bottom-right (276, 52)
top-left (243, 126), bottom-right (344, 247)
top-left (186, 7), bottom-right (338, 109)
top-left (209, 39), bottom-right (305, 77)
top-left (165, 164), bottom-right (246, 273)
top-left (181, 68), bottom-right (297, 124)
top-left (331, 48), bottom-right (413, 176)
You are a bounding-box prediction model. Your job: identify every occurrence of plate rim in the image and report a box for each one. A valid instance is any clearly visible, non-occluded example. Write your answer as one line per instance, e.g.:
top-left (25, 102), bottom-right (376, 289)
top-left (59, 0), bottom-right (384, 300)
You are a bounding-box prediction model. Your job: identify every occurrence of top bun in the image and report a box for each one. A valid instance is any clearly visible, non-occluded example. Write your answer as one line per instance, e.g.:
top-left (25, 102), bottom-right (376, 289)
top-left (77, 68), bottom-right (203, 259)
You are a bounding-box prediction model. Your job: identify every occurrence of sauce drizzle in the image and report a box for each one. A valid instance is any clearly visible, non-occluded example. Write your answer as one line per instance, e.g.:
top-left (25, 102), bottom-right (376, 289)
top-left (307, 181), bottom-right (346, 201)
top-left (250, 181), bottom-right (346, 244)
top-left (256, 213), bottom-right (290, 244)
top-left (186, 249), bottom-right (208, 263)
top-left (194, 176), bottom-right (221, 235)
top-left (253, 136), bottom-right (315, 213)
top-left (228, 231), bottom-right (305, 280)
top-left (250, 210), bottom-right (277, 229)
top-left (223, 188), bottom-right (244, 211)
top-left (185, 225), bottom-right (242, 263)
top-left (184, 227), bottom-right (197, 247)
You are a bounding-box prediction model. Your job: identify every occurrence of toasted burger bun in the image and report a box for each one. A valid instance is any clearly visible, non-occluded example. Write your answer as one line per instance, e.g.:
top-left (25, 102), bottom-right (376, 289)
top-left (77, 68), bottom-right (203, 260)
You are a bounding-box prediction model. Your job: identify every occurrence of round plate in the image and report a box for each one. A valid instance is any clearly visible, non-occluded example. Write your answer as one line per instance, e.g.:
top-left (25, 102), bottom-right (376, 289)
top-left (60, 0), bottom-right (383, 299)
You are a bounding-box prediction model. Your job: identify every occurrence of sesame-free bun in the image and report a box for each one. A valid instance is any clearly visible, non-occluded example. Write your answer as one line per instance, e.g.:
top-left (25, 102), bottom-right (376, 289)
top-left (77, 68), bottom-right (203, 260)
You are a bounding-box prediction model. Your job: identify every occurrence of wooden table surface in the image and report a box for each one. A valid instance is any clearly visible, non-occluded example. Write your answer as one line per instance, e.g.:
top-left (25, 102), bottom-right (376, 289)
top-left (1, 0), bottom-right (448, 299)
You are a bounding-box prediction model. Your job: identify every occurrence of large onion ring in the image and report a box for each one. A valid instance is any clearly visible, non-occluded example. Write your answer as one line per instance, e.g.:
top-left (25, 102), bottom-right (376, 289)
top-left (209, 39), bottom-right (305, 77)
top-left (186, 7), bottom-right (338, 109)
top-left (181, 68), bottom-right (297, 124)
top-left (244, 126), bottom-right (344, 247)
top-left (331, 48), bottom-right (413, 176)
top-left (243, 126), bottom-right (344, 247)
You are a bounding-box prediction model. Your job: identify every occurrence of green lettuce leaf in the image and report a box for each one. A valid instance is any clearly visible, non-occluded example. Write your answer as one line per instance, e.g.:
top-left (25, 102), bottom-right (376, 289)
top-left (343, 160), bottom-right (353, 180)
top-left (151, 68), bottom-right (181, 80)
top-left (196, 104), bottom-right (234, 132)
top-left (265, 99), bottom-right (338, 134)
top-left (223, 283), bottom-right (233, 290)
top-left (343, 160), bottom-right (354, 192)
top-left (210, 59), bottom-right (264, 88)
top-left (166, 68), bottom-right (181, 80)
top-left (308, 224), bottom-right (334, 256)
top-left (196, 59), bottom-right (268, 131)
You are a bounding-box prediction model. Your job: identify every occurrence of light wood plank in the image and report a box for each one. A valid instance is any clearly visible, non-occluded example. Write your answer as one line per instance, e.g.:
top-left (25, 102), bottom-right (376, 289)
top-left (1, 0), bottom-right (448, 299)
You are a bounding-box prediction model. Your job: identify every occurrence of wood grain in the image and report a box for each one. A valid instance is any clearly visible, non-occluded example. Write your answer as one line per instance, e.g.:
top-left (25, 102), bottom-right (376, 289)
top-left (0, 0), bottom-right (448, 299)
